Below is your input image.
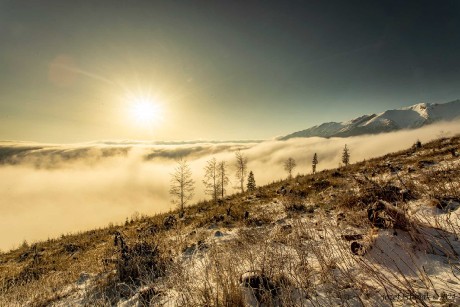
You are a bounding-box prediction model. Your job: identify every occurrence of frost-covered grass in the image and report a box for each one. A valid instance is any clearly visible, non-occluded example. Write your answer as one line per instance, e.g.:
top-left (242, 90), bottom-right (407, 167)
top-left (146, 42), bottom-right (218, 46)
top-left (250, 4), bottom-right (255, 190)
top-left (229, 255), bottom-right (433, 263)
top-left (1, 135), bottom-right (460, 306)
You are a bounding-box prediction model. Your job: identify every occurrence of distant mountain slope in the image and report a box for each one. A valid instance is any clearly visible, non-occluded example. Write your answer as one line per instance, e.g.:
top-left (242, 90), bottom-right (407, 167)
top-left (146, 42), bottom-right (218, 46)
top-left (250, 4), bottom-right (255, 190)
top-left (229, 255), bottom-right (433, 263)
top-left (280, 99), bottom-right (460, 140)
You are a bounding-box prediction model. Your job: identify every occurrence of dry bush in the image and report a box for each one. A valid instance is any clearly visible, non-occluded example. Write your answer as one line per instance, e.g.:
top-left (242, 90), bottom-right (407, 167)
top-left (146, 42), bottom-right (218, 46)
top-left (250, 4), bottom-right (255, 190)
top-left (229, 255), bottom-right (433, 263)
top-left (282, 195), bottom-right (307, 214)
top-left (418, 163), bottom-right (460, 207)
top-left (88, 231), bottom-right (171, 306)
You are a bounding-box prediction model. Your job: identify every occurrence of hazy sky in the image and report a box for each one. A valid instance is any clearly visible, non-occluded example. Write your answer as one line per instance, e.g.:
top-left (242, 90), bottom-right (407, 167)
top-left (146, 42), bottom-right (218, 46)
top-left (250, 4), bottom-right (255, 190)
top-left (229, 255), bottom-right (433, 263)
top-left (1, 0), bottom-right (460, 142)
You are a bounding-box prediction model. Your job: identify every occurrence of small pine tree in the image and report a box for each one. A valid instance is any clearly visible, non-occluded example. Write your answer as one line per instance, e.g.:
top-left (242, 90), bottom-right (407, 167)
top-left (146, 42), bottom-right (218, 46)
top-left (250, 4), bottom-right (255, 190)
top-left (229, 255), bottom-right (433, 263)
top-left (342, 144), bottom-right (350, 167)
top-left (247, 171), bottom-right (256, 192)
top-left (312, 153), bottom-right (318, 174)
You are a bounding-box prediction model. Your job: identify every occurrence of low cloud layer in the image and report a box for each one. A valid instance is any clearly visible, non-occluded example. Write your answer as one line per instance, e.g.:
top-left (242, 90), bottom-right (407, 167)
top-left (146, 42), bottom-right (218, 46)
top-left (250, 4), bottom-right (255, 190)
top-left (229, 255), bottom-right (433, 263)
top-left (1, 121), bottom-right (459, 250)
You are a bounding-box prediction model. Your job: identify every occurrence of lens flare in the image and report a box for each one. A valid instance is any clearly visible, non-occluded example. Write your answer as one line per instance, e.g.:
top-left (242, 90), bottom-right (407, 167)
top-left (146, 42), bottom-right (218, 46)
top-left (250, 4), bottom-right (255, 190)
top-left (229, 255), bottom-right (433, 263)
top-left (130, 97), bottom-right (163, 126)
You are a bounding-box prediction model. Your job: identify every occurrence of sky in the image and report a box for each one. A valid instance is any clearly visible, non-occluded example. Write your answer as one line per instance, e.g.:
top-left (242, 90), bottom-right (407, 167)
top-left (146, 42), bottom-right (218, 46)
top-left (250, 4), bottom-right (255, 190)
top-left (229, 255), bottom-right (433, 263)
top-left (1, 0), bottom-right (460, 143)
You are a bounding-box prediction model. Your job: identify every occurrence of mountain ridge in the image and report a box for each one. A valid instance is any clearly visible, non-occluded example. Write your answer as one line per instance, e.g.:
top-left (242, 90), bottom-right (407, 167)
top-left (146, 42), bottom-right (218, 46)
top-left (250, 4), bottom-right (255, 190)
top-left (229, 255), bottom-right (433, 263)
top-left (280, 99), bottom-right (460, 140)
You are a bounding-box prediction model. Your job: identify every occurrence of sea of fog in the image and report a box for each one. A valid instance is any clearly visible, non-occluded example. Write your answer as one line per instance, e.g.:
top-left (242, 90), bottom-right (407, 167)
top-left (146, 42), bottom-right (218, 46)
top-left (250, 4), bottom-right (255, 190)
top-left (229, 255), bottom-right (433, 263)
top-left (1, 121), bottom-right (459, 251)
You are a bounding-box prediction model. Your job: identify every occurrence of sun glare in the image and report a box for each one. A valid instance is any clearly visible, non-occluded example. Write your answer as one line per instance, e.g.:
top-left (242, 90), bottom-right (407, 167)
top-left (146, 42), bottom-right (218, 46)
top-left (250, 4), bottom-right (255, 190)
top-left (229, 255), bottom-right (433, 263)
top-left (129, 97), bottom-right (163, 127)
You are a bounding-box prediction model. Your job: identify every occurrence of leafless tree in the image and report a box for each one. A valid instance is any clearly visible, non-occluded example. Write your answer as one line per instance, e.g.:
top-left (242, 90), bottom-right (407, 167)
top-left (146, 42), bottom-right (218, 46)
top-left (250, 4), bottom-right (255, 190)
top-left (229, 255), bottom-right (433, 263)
top-left (170, 159), bottom-right (194, 216)
top-left (234, 150), bottom-right (248, 193)
top-left (217, 160), bottom-right (229, 200)
top-left (284, 157), bottom-right (297, 179)
top-left (203, 157), bottom-right (219, 203)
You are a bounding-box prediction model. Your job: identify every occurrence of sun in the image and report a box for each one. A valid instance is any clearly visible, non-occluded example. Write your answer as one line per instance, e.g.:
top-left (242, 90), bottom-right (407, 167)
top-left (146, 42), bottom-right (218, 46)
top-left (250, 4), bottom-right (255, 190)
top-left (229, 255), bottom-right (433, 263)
top-left (129, 97), bottom-right (163, 127)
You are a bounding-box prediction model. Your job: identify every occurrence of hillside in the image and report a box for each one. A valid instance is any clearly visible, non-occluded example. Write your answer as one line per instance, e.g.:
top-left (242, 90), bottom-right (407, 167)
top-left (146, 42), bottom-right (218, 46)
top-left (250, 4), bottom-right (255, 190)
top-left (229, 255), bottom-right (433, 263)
top-left (280, 99), bottom-right (460, 140)
top-left (1, 136), bottom-right (460, 306)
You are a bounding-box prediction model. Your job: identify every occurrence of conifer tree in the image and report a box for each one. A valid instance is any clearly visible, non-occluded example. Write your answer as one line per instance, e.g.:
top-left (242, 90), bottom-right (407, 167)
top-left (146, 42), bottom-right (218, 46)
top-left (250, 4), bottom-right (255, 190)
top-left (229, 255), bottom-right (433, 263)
top-left (247, 171), bottom-right (256, 192)
top-left (312, 153), bottom-right (318, 174)
top-left (342, 144), bottom-right (350, 167)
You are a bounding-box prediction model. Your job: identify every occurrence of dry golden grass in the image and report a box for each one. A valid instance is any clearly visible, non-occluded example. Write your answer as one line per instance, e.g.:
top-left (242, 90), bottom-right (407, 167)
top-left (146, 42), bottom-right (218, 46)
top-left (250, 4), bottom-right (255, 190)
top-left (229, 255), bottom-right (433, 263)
top-left (1, 135), bottom-right (460, 306)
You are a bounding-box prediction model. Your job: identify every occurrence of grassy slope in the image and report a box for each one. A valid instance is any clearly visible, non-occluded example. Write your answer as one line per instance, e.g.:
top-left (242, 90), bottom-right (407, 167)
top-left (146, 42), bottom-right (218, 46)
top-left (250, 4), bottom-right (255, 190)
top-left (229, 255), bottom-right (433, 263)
top-left (1, 136), bottom-right (460, 306)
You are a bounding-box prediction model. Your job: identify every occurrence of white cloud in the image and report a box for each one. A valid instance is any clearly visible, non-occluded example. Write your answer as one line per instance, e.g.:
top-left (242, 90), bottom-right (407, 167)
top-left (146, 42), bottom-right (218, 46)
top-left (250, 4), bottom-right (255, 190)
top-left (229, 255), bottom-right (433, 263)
top-left (1, 120), bottom-right (459, 250)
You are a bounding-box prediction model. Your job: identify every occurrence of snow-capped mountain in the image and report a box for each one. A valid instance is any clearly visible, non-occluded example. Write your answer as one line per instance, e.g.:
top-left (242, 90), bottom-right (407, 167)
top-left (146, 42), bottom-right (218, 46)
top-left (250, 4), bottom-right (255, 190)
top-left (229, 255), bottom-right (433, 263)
top-left (280, 99), bottom-right (460, 140)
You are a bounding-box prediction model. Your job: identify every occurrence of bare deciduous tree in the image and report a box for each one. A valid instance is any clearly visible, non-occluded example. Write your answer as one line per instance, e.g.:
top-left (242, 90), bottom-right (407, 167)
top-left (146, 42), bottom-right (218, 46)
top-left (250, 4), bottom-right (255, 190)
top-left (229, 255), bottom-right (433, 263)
top-left (217, 160), bottom-right (229, 200)
top-left (234, 150), bottom-right (248, 193)
top-left (203, 157), bottom-right (219, 203)
top-left (170, 159), bottom-right (194, 216)
top-left (284, 157), bottom-right (296, 179)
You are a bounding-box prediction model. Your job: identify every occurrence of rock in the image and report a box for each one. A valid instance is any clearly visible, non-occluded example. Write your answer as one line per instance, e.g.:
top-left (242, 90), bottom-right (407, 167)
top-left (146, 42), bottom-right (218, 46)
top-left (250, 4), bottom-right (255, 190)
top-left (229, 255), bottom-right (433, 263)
top-left (367, 200), bottom-right (411, 230)
top-left (336, 212), bottom-right (346, 221)
top-left (163, 215), bottom-right (177, 230)
top-left (280, 224), bottom-right (292, 234)
top-left (240, 271), bottom-right (280, 304)
top-left (417, 160), bottom-right (435, 169)
top-left (275, 218), bottom-right (286, 225)
top-left (212, 214), bottom-right (225, 223)
top-left (183, 244), bottom-right (196, 255)
top-left (351, 241), bottom-right (365, 256)
top-left (77, 272), bottom-right (91, 285)
top-left (285, 203), bottom-right (306, 212)
top-left (277, 186), bottom-right (287, 195)
top-left (63, 243), bottom-right (80, 254)
top-left (389, 165), bottom-right (402, 173)
top-left (332, 171), bottom-right (343, 177)
top-left (197, 240), bottom-right (208, 251)
top-left (214, 230), bottom-right (224, 237)
top-left (367, 202), bottom-right (391, 228)
top-left (434, 197), bottom-right (460, 211)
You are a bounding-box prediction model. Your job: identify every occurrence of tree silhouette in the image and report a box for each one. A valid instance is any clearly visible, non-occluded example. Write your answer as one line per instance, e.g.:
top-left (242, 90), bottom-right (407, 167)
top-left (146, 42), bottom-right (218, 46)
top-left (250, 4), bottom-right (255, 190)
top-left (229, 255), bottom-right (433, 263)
top-left (217, 160), bottom-right (229, 200)
top-left (247, 171), bottom-right (256, 192)
top-left (312, 153), bottom-right (318, 174)
top-left (169, 159), bottom-right (194, 216)
top-left (284, 157), bottom-right (296, 179)
top-left (234, 150), bottom-right (248, 193)
top-left (203, 157), bottom-right (219, 204)
top-left (342, 144), bottom-right (350, 167)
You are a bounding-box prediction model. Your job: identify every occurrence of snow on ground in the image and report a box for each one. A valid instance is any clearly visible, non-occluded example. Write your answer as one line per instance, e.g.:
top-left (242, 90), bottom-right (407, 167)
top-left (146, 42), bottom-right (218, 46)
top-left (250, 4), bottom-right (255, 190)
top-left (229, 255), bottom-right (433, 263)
top-left (10, 136), bottom-right (460, 306)
top-left (150, 190), bottom-right (460, 306)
